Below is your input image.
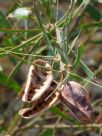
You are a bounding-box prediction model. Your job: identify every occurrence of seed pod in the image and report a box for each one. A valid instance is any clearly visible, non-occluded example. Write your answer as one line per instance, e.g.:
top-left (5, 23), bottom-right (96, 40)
top-left (19, 81), bottom-right (60, 118)
top-left (21, 59), bottom-right (53, 102)
top-left (60, 81), bottom-right (93, 124)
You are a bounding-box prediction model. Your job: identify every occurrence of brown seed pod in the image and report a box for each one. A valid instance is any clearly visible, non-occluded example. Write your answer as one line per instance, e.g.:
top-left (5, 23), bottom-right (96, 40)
top-left (21, 59), bottom-right (53, 102)
top-left (60, 81), bottom-right (93, 124)
top-left (19, 81), bottom-right (60, 118)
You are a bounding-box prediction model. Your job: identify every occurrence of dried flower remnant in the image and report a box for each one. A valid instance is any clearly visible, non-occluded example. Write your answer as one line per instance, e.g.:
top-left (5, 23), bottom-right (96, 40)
top-left (21, 59), bottom-right (53, 102)
top-left (7, 7), bottom-right (32, 19)
top-left (60, 81), bottom-right (93, 124)
top-left (19, 80), bottom-right (60, 118)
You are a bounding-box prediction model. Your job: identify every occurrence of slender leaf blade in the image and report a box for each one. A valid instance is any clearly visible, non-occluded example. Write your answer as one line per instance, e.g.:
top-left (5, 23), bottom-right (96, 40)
top-left (70, 72), bottom-right (102, 89)
top-left (0, 71), bottom-right (20, 93)
top-left (50, 106), bottom-right (76, 123)
top-left (0, 10), bottom-right (11, 28)
top-left (40, 129), bottom-right (53, 136)
top-left (68, 33), bottom-right (80, 56)
top-left (80, 61), bottom-right (94, 79)
top-left (50, 106), bottom-right (69, 120)
top-left (86, 5), bottom-right (101, 21)
top-left (73, 45), bottom-right (84, 68)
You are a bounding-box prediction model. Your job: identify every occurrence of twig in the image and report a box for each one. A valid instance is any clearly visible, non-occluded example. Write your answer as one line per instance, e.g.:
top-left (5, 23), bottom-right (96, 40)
top-left (20, 123), bottom-right (102, 130)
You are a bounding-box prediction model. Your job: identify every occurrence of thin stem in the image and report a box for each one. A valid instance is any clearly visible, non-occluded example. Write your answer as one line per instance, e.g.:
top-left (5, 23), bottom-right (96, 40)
top-left (24, 19), bottom-right (28, 40)
top-left (8, 60), bottom-right (22, 78)
top-left (56, 0), bottom-right (59, 22)
top-left (20, 123), bottom-right (102, 130)
top-left (34, 3), bottom-right (55, 55)
top-left (45, 72), bottom-right (70, 101)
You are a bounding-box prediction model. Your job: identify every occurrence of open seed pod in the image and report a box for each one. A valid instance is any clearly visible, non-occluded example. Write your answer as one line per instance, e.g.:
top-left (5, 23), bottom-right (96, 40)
top-left (21, 59), bottom-right (53, 102)
top-left (60, 81), bottom-right (93, 124)
top-left (19, 80), bottom-right (60, 118)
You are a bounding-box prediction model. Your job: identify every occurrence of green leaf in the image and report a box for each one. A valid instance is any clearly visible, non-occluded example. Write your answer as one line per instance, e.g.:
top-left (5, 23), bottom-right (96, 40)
top-left (42, 0), bottom-right (51, 18)
top-left (73, 45), bottom-right (84, 68)
top-left (40, 129), bottom-right (53, 136)
top-left (80, 61), bottom-right (94, 79)
top-left (0, 71), bottom-right (20, 94)
top-left (56, 28), bottom-right (68, 59)
top-left (0, 33), bottom-right (43, 57)
top-left (61, 33), bottom-right (94, 80)
top-left (0, 10), bottom-right (11, 28)
top-left (64, 34), bottom-right (94, 80)
top-left (0, 126), bottom-right (4, 133)
top-left (67, 33), bottom-right (80, 56)
top-left (55, 29), bottom-right (94, 80)
top-left (50, 106), bottom-right (76, 123)
top-left (34, 4), bottom-right (55, 55)
top-left (83, 21), bottom-right (102, 29)
top-left (90, 40), bottom-right (102, 45)
top-left (55, 43), bottom-right (67, 63)
top-left (86, 5), bottom-right (101, 21)
top-left (70, 72), bottom-right (102, 89)
top-left (0, 28), bottom-right (41, 33)
top-left (0, 10), bottom-right (16, 44)
top-left (50, 106), bottom-right (69, 120)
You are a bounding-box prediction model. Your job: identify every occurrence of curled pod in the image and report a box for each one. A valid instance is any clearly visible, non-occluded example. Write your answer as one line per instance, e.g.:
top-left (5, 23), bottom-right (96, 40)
top-left (19, 81), bottom-right (60, 118)
top-left (21, 59), bottom-right (53, 102)
top-left (60, 81), bottom-right (93, 124)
